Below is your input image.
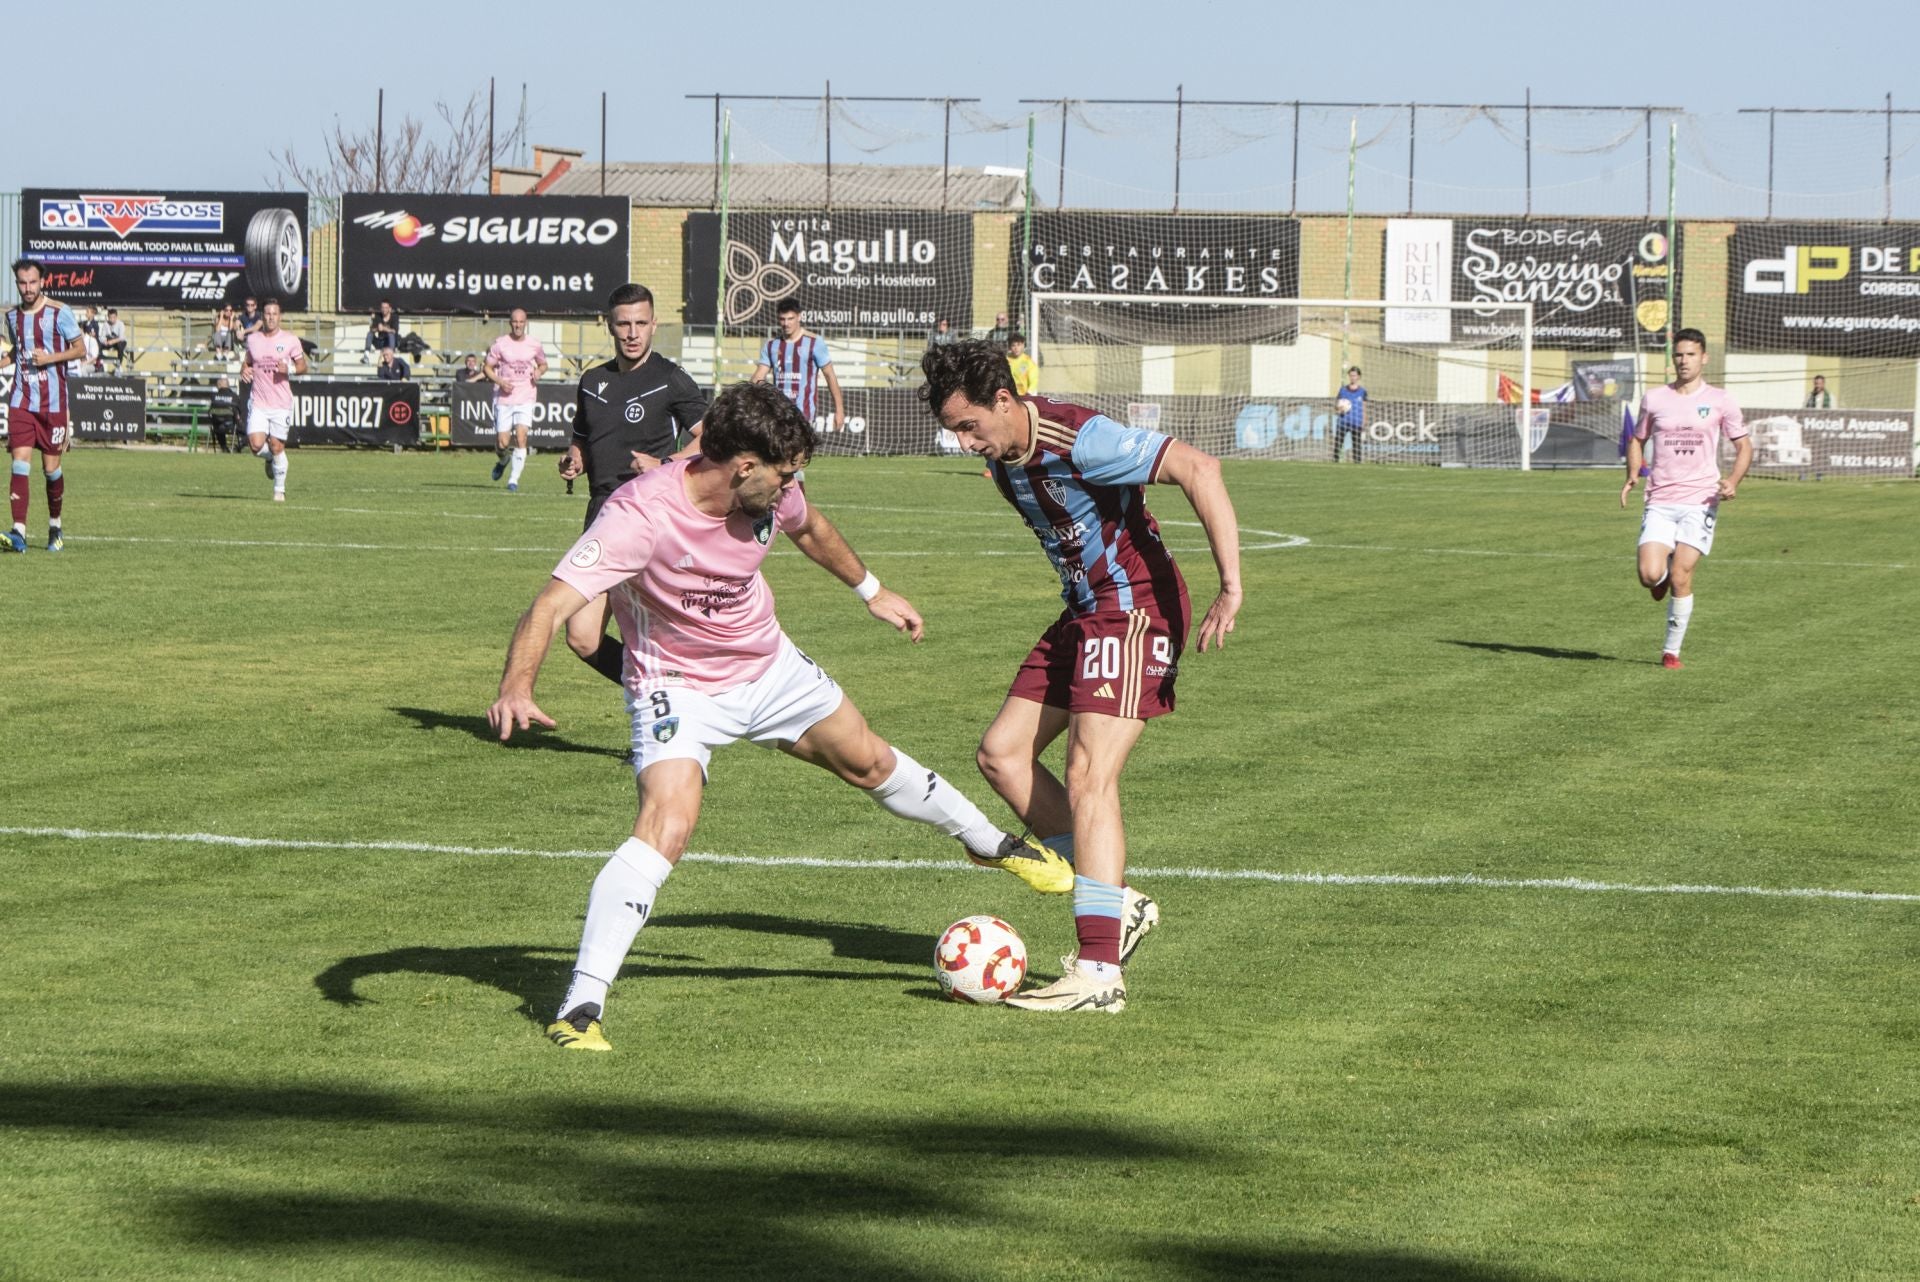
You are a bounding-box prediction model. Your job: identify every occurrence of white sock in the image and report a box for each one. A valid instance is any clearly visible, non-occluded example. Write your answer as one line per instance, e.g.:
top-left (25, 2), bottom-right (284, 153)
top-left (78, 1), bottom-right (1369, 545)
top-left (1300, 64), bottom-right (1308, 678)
top-left (272, 452), bottom-right (288, 490)
top-left (508, 447), bottom-right (528, 485)
top-left (1666, 593), bottom-right (1695, 656)
top-left (865, 747), bottom-right (1004, 858)
top-left (1075, 959), bottom-right (1120, 980)
top-left (254, 443), bottom-right (271, 459)
top-left (561, 837), bottom-right (674, 1018)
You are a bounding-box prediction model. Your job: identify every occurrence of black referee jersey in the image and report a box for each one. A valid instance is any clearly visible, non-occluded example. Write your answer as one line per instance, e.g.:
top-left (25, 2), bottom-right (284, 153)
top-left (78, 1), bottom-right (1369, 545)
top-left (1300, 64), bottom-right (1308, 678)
top-left (573, 353), bottom-right (708, 519)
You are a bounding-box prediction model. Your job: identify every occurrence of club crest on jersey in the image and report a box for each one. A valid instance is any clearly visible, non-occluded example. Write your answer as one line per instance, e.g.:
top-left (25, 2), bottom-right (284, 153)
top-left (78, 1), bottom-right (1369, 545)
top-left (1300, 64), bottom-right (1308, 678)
top-left (1042, 479), bottom-right (1068, 506)
top-left (754, 515), bottom-right (773, 545)
top-left (652, 716), bottom-right (679, 743)
top-left (625, 399), bottom-right (644, 423)
top-left (1697, 406), bottom-right (1711, 419)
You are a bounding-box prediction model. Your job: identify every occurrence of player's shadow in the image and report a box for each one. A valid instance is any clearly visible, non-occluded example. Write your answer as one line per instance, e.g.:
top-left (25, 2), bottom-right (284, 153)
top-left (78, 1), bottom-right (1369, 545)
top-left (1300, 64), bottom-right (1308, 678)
top-left (316, 916), bottom-right (928, 1022)
top-left (1439, 639), bottom-right (1624, 663)
top-left (388, 705), bottom-right (628, 761)
top-left (1134, 1241), bottom-right (1559, 1281)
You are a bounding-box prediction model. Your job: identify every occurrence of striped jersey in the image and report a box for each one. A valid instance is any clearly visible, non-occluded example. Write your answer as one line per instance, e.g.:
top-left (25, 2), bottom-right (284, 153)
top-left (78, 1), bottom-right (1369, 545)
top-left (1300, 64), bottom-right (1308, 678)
top-left (759, 333), bottom-right (831, 421)
top-left (989, 396), bottom-right (1187, 618)
top-left (6, 301), bottom-right (83, 415)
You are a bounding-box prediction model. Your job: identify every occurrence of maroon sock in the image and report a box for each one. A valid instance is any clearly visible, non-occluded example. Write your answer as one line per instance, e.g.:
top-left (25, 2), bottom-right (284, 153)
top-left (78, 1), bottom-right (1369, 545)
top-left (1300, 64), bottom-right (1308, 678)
top-left (9, 470), bottom-right (27, 527)
top-left (45, 469), bottom-right (63, 523)
top-left (1072, 914), bottom-right (1122, 967)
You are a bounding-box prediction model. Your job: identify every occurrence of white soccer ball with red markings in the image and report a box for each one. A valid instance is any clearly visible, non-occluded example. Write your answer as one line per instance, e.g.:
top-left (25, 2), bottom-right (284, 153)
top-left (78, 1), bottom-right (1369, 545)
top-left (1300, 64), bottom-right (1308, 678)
top-left (934, 915), bottom-right (1027, 1004)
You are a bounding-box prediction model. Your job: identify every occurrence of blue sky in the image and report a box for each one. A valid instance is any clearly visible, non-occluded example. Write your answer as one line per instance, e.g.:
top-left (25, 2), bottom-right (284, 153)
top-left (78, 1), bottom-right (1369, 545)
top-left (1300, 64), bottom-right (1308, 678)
top-left (7, 0), bottom-right (1913, 216)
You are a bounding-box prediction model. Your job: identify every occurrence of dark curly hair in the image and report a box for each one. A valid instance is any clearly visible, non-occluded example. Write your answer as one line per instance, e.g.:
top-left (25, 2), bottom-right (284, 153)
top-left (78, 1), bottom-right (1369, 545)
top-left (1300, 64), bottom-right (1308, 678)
top-left (700, 382), bottom-right (816, 464)
top-left (919, 339), bottom-right (1016, 413)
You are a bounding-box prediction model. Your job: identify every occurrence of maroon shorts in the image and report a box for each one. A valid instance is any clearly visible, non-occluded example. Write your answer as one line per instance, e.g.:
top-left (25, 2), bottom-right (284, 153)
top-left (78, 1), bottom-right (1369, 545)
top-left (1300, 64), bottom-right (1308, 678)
top-left (1007, 606), bottom-right (1189, 720)
top-left (7, 406), bottom-right (69, 454)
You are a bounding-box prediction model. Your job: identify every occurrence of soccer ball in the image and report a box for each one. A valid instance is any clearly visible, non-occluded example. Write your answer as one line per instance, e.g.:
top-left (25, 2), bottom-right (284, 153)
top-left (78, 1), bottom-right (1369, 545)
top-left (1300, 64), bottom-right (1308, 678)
top-left (1336, 397), bottom-right (1352, 413)
top-left (934, 915), bottom-right (1027, 1004)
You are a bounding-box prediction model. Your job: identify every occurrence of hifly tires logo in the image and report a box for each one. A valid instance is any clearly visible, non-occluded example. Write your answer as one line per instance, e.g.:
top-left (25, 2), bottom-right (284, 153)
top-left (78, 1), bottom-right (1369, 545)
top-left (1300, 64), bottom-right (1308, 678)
top-left (40, 195), bottom-right (223, 239)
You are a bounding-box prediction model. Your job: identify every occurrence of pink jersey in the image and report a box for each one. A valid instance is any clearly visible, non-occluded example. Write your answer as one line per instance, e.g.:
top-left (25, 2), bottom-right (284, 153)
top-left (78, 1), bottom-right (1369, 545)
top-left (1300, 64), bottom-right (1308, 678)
top-left (1634, 383), bottom-right (1747, 507)
top-left (244, 328), bottom-right (304, 410)
top-left (551, 459), bottom-right (809, 695)
top-left (488, 333), bottom-right (544, 406)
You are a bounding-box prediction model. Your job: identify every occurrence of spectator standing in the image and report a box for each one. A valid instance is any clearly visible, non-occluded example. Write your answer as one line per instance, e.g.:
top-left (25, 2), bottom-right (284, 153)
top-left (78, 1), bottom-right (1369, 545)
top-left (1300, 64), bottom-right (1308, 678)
top-left (986, 311), bottom-right (1012, 346)
top-left (1804, 375), bottom-right (1834, 409)
top-left (927, 318), bottom-right (958, 349)
top-left (1333, 365), bottom-right (1367, 463)
top-left (98, 308), bottom-right (128, 371)
top-left (1006, 333), bottom-right (1038, 395)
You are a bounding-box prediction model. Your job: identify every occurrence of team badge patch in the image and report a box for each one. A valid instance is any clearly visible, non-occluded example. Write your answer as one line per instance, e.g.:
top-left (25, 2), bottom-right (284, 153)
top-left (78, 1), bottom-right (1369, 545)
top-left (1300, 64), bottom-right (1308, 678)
top-left (1698, 406), bottom-right (1711, 419)
top-left (569, 539), bottom-right (602, 568)
top-left (754, 515), bottom-right (773, 545)
top-left (1043, 479), bottom-right (1068, 506)
top-left (652, 716), bottom-right (680, 743)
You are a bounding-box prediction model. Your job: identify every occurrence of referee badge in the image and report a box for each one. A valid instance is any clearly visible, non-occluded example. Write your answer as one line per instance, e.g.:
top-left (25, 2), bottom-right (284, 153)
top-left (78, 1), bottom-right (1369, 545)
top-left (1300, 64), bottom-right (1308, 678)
top-left (625, 398), bottom-right (645, 423)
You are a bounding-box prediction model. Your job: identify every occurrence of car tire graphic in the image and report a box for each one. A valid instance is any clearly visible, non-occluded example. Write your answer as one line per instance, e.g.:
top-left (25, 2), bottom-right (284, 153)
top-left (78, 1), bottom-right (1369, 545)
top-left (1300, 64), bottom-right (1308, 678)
top-left (245, 208), bottom-right (305, 301)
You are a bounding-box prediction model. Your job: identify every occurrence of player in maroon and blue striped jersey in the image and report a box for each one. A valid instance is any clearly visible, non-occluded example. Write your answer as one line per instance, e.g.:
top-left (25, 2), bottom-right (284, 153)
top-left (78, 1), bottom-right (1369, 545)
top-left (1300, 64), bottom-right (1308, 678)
top-left (921, 340), bottom-right (1245, 1013)
top-left (751, 297), bottom-right (845, 432)
top-left (5, 259), bottom-right (87, 553)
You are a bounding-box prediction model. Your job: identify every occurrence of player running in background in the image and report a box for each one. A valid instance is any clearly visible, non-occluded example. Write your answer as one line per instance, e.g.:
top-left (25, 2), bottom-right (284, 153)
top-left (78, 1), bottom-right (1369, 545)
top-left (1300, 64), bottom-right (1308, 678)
top-left (1620, 327), bottom-right (1751, 669)
top-left (751, 297), bottom-right (845, 432)
top-left (489, 382), bottom-right (1071, 1052)
top-left (240, 300), bottom-right (308, 502)
top-left (558, 283), bottom-right (709, 683)
top-left (5, 259), bottom-right (86, 552)
top-left (486, 308), bottom-right (547, 492)
top-left (921, 341), bottom-right (1244, 1014)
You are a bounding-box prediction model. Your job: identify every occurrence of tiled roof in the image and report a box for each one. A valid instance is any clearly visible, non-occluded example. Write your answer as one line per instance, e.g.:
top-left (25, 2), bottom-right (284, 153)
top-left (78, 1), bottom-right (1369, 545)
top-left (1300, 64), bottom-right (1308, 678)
top-left (542, 162), bottom-right (1024, 211)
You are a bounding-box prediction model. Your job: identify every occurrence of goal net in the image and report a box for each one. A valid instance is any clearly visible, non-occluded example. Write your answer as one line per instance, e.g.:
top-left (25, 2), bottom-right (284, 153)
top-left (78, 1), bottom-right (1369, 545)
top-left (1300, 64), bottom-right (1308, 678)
top-left (1025, 295), bottom-right (1573, 469)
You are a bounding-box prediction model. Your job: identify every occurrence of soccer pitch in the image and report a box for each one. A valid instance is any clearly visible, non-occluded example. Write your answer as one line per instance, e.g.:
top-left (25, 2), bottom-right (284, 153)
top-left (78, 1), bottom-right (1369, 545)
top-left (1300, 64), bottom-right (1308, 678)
top-left (2, 450), bottom-right (1914, 1281)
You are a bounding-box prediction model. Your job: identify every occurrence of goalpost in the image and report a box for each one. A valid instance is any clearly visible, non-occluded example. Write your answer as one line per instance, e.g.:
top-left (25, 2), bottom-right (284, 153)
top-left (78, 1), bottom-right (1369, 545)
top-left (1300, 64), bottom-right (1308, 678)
top-left (1026, 295), bottom-right (1545, 469)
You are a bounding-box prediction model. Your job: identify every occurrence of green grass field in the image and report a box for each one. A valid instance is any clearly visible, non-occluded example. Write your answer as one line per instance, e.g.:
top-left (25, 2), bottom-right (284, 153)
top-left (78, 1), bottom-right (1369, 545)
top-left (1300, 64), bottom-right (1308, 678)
top-left (1, 448), bottom-right (1915, 1281)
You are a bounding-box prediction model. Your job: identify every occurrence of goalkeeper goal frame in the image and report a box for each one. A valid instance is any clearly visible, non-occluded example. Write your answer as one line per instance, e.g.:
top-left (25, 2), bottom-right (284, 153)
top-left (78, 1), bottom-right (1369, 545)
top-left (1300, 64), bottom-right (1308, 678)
top-left (1027, 294), bottom-right (1540, 469)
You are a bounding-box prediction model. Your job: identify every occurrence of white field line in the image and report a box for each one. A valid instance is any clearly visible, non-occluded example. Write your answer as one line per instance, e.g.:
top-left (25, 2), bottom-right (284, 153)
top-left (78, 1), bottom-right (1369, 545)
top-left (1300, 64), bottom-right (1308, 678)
top-left (1, 825), bottom-right (1912, 906)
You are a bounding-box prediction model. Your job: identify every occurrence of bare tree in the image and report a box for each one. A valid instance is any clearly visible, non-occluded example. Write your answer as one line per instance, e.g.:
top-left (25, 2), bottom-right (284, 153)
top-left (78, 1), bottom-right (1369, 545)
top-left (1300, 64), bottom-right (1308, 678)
top-left (271, 89), bottom-right (529, 199)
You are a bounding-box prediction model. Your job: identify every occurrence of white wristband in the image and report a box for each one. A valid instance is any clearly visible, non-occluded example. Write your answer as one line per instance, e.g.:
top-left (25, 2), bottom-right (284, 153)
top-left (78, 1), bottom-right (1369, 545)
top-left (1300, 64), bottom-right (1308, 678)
top-left (852, 571), bottom-right (881, 602)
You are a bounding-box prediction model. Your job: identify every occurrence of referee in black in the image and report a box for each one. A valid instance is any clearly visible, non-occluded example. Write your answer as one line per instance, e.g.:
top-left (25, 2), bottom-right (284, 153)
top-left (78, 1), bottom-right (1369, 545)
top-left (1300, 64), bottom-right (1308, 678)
top-left (559, 282), bottom-right (709, 682)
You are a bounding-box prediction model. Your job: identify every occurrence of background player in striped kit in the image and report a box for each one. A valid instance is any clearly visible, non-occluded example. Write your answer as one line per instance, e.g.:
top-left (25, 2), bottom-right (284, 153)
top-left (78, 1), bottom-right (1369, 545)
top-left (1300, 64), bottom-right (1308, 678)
top-left (751, 297), bottom-right (844, 432)
top-left (5, 259), bottom-right (86, 553)
top-left (921, 340), bottom-right (1245, 1014)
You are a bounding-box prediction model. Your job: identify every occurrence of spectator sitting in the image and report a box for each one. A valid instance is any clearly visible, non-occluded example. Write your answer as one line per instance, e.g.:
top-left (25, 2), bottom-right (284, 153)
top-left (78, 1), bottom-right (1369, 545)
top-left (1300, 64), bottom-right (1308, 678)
top-left (98, 308), bottom-right (128, 370)
top-left (72, 330), bottom-right (102, 377)
top-left (209, 305), bottom-right (238, 356)
top-left (985, 311), bottom-right (1012, 346)
top-left (376, 348), bottom-right (411, 381)
top-left (1804, 374), bottom-right (1834, 409)
top-left (453, 353), bottom-right (487, 383)
top-left (78, 306), bottom-right (100, 342)
top-left (927, 318), bottom-right (957, 349)
top-left (366, 299), bottom-right (400, 354)
top-left (209, 376), bottom-right (238, 453)
top-left (238, 297), bottom-right (264, 336)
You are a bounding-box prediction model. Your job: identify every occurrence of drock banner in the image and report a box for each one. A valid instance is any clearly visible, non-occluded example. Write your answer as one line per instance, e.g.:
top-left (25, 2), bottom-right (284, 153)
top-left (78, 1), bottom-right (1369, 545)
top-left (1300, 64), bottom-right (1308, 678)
top-left (340, 194), bottom-right (629, 315)
top-left (22, 189), bottom-right (309, 309)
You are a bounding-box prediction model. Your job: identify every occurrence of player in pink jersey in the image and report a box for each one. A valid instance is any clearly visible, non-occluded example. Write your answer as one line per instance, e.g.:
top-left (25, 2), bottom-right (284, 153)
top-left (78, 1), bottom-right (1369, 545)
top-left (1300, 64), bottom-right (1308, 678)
top-left (488, 382), bottom-right (1070, 1052)
top-left (1621, 328), bottom-right (1752, 668)
top-left (240, 300), bottom-right (309, 502)
top-left (6, 258), bottom-right (86, 553)
top-left (485, 307), bottom-right (547, 492)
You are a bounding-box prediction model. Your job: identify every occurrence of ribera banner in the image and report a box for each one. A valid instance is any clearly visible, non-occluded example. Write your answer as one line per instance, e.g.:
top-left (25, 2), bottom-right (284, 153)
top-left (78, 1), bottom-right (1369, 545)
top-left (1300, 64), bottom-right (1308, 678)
top-left (1445, 219), bottom-right (1677, 349)
top-left (683, 211), bottom-right (972, 330)
top-left (341, 194), bottom-right (629, 315)
top-left (22, 189), bottom-right (308, 309)
top-left (1729, 223), bottom-right (1920, 355)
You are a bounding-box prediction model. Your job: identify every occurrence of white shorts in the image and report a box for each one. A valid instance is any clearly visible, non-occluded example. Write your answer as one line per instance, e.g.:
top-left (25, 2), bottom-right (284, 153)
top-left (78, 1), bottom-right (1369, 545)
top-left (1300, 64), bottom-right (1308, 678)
top-left (626, 635), bottom-right (844, 778)
top-left (248, 406), bottom-right (292, 441)
top-left (494, 403), bottom-right (534, 434)
top-left (1639, 502), bottom-right (1718, 556)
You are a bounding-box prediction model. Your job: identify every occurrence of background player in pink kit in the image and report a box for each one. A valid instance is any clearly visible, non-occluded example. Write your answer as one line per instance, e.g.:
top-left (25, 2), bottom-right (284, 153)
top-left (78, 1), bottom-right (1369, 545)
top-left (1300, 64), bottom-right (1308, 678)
top-left (488, 382), bottom-right (1070, 1052)
top-left (921, 340), bottom-right (1244, 1014)
top-left (5, 258), bottom-right (86, 553)
top-left (485, 308), bottom-right (547, 492)
top-left (1621, 327), bottom-right (1752, 669)
top-left (240, 300), bottom-right (308, 502)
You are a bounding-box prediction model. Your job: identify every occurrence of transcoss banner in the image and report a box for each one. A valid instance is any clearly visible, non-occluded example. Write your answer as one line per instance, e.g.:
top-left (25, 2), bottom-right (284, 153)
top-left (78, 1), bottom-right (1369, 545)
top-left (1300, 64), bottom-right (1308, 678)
top-left (290, 381), bottom-right (419, 446)
top-left (22, 189), bottom-right (308, 309)
top-left (1729, 224), bottom-right (1920, 355)
top-left (1016, 214), bottom-right (1301, 344)
top-left (684, 212), bottom-right (973, 331)
top-left (447, 381), bottom-right (577, 449)
top-left (1441, 219), bottom-right (1678, 350)
top-left (340, 194), bottom-right (629, 315)
top-left (70, 376), bottom-right (146, 441)
top-left (1741, 407), bottom-right (1913, 475)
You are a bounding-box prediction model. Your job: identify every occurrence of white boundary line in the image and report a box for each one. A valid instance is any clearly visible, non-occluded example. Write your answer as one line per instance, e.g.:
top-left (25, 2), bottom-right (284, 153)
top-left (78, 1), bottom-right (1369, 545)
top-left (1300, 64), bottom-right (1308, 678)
top-left (2, 825), bottom-right (1911, 906)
